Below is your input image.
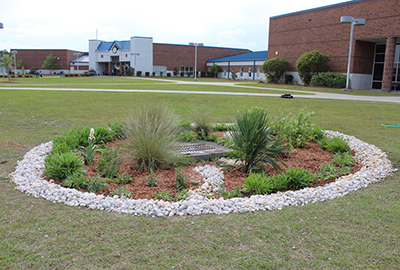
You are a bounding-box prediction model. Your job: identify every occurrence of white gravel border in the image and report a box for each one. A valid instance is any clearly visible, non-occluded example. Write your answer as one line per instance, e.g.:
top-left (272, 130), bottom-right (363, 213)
top-left (9, 131), bottom-right (397, 217)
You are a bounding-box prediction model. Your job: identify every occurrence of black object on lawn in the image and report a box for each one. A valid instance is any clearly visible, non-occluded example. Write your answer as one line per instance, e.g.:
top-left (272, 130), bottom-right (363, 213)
top-left (280, 94), bottom-right (293, 98)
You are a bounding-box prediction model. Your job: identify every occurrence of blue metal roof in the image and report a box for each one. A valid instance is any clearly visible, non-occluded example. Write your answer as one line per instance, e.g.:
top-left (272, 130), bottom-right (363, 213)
top-left (97, 40), bottom-right (131, 52)
top-left (271, 0), bottom-right (362, 18)
top-left (207, 51), bottom-right (268, 63)
top-left (70, 55), bottom-right (89, 64)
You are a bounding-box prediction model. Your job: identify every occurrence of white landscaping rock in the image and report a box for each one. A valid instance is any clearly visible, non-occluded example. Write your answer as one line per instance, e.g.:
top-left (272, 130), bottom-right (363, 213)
top-left (9, 131), bottom-right (398, 217)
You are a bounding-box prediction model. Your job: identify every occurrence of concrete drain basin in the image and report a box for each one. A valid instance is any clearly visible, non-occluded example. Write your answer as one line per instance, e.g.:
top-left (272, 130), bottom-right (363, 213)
top-left (176, 141), bottom-right (233, 160)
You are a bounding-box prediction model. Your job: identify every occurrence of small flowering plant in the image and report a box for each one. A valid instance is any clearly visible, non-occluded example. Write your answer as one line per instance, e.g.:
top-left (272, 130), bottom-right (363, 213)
top-left (79, 128), bottom-right (103, 166)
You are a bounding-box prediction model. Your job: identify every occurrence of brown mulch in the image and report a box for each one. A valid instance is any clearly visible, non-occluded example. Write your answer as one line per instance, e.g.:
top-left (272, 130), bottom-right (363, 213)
top-left (46, 136), bottom-right (362, 200)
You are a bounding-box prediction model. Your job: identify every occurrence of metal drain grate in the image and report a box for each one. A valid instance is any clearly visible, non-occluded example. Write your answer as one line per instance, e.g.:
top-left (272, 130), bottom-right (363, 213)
top-left (176, 143), bottom-right (214, 153)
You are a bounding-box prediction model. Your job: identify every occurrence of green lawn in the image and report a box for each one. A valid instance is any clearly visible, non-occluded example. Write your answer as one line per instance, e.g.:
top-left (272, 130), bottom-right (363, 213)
top-left (1, 77), bottom-right (400, 269)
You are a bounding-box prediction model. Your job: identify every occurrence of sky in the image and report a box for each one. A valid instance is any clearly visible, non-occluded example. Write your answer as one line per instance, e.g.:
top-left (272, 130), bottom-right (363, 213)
top-left (0, 0), bottom-right (350, 52)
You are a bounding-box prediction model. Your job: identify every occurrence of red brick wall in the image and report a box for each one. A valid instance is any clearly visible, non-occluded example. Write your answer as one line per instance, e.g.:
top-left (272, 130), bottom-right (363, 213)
top-left (268, 0), bottom-right (400, 73)
top-left (9, 49), bottom-right (87, 71)
top-left (153, 44), bottom-right (250, 71)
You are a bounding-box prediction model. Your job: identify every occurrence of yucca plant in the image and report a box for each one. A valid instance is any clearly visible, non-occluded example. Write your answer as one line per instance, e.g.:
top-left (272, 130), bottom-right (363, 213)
top-left (229, 107), bottom-right (287, 173)
top-left (125, 104), bottom-right (179, 172)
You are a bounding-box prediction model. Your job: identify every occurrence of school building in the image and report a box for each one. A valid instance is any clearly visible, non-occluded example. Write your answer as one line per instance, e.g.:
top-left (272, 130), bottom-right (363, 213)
top-left (268, 0), bottom-right (400, 91)
top-left (88, 36), bottom-right (251, 77)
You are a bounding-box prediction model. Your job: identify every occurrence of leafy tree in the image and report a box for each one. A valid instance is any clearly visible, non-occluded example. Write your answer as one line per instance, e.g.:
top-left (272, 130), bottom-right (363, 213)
top-left (296, 51), bottom-right (329, 84)
top-left (42, 54), bottom-right (58, 70)
top-left (0, 54), bottom-right (13, 82)
top-left (210, 64), bottom-right (221, 78)
top-left (261, 57), bottom-right (290, 83)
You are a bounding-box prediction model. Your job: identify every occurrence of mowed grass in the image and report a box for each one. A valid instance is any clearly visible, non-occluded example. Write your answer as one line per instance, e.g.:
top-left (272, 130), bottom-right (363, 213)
top-left (0, 76), bottom-right (308, 94)
top-left (1, 77), bottom-right (400, 269)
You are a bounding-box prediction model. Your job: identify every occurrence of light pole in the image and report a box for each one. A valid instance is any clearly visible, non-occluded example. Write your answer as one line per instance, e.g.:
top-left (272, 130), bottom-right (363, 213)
top-left (11, 51), bottom-right (17, 75)
top-left (340, 16), bottom-right (365, 91)
top-left (73, 53), bottom-right (81, 72)
top-left (189, 42), bottom-right (203, 81)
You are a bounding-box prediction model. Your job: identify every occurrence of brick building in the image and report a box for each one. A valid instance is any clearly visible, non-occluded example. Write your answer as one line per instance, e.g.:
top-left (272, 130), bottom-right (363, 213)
top-left (206, 51), bottom-right (268, 80)
top-left (8, 49), bottom-right (88, 75)
top-left (89, 36), bottom-right (250, 76)
top-left (268, 0), bottom-right (400, 91)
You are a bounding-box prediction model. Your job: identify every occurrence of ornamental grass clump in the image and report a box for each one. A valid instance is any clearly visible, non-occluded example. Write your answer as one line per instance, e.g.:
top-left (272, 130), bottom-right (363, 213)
top-left (229, 107), bottom-right (287, 173)
top-left (44, 151), bottom-right (84, 181)
top-left (125, 104), bottom-right (180, 172)
top-left (192, 107), bottom-right (213, 140)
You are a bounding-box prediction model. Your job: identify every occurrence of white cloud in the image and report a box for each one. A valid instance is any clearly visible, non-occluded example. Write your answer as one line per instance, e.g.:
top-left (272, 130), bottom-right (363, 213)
top-left (0, 0), bottom-right (351, 52)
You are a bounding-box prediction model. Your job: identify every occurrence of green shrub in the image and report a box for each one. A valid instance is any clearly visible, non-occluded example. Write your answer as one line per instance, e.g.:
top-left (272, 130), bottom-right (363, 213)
top-left (284, 74), bottom-right (294, 84)
top-left (153, 190), bottom-right (174, 201)
top-left (212, 123), bottom-right (231, 132)
top-left (261, 57), bottom-right (290, 83)
top-left (243, 173), bottom-right (273, 195)
top-left (175, 130), bottom-right (196, 142)
top-left (116, 172), bottom-right (132, 184)
top-left (145, 72), bottom-right (150, 77)
top-left (52, 134), bottom-right (79, 154)
top-left (270, 107), bottom-right (318, 148)
top-left (110, 187), bottom-right (133, 198)
top-left (230, 107), bottom-right (287, 173)
top-left (296, 51), bottom-right (330, 84)
top-left (175, 168), bottom-right (192, 191)
top-left (310, 72), bottom-right (346, 88)
top-left (204, 134), bottom-right (218, 142)
top-left (269, 173), bottom-right (289, 193)
top-left (284, 168), bottom-right (314, 190)
top-left (178, 120), bottom-right (193, 130)
top-left (44, 152), bottom-right (84, 180)
top-left (315, 162), bottom-right (340, 181)
top-left (311, 125), bottom-right (325, 142)
top-left (125, 104), bottom-right (179, 171)
top-left (146, 168), bottom-right (158, 187)
top-left (107, 121), bottom-right (126, 140)
top-left (173, 154), bottom-right (196, 167)
top-left (61, 171), bottom-right (87, 189)
top-left (320, 136), bottom-right (350, 153)
top-left (175, 190), bottom-right (189, 201)
top-left (136, 71), bottom-right (142, 76)
top-left (219, 184), bottom-right (243, 199)
top-left (97, 150), bottom-right (120, 178)
top-left (332, 152), bottom-right (355, 167)
top-left (85, 177), bottom-right (110, 193)
top-left (217, 137), bottom-right (236, 149)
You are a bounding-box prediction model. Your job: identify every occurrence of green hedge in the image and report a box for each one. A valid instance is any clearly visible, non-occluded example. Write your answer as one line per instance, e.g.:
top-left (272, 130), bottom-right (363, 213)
top-left (310, 72), bottom-right (346, 88)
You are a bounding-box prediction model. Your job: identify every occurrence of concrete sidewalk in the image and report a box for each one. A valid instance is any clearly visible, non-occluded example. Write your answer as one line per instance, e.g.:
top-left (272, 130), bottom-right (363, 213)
top-left (1, 81), bottom-right (400, 103)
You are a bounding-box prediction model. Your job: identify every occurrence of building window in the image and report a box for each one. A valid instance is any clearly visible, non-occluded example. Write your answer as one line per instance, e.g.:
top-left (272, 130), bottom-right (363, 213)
top-left (257, 67), bottom-right (261, 78)
top-left (248, 67), bottom-right (252, 77)
top-left (372, 44), bottom-right (386, 90)
top-left (153, 66), bottom-right (167, 76)
top-left (101, 55), bottom-right (103, 58)
top-left (224, 67), bottom-right (227, 76)
top-left (393, 44), bottom-right (400, 91)
top-left (240, 67), bottom-right (243, 77)
top-left (181, 66), bottom-right (193, 75)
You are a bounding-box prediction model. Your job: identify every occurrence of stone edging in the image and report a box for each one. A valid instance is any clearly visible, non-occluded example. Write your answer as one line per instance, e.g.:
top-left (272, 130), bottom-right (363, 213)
top-left (9, 131), bottom-right (397, 217)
